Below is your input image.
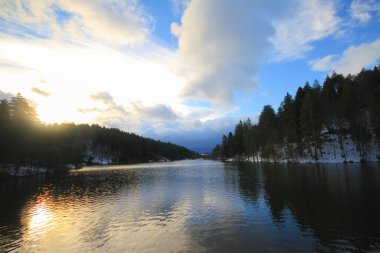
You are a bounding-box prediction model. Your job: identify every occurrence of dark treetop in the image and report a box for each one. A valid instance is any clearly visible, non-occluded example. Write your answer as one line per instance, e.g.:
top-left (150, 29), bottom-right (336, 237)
top-left (0, 94), bottom-right (198, 172)
top-left (212, 66), bottom-right (380, 162)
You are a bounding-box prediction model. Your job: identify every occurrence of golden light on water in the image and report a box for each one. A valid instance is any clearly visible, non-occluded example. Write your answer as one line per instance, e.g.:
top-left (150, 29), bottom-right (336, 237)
top-left (23, 189), bottom-right (55, 242)
top-left (29, 203), bottom-right (53, 234)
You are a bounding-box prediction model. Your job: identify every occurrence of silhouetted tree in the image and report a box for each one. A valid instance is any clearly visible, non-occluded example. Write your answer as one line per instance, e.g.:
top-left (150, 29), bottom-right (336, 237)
top-left (0, 95), bottom-right (198, 173)
top-left (212, 66), bottom-right (380, 162)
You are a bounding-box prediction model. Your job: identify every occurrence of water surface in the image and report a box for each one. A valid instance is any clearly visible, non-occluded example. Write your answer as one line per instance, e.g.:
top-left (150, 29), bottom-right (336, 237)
top-left (1, 160), bottom-right (380, 252)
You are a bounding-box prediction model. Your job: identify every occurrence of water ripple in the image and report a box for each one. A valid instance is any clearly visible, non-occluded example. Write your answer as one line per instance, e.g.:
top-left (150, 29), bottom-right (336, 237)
top-left (1, 161), bottom-right (380, 252)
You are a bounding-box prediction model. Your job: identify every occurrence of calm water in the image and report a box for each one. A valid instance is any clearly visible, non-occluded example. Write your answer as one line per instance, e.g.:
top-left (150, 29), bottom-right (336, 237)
top-left (1, 160), bottom-right (380, 252)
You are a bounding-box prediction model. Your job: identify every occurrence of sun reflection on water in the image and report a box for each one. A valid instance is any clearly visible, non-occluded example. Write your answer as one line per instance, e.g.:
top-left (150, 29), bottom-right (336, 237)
top-left (29, 203), bottom-right (53, 234)
top-left (23, 188), bottom-right (55, 242)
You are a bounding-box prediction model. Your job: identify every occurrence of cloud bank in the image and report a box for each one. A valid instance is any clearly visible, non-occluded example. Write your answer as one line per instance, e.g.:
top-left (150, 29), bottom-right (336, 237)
top-left (350, 0), bottom-right (380, 24)
top-left (0, 90), bottom-right (13, 100)
top-left (269, 0), bottom-right (341, 61)
top-left (76, 90), bottom-right (235, 152)
top-left (172, 0), bottom-right (280, 105)
top-left (0, 0), bottom-right (152, 45)
top-left (172, 0), bottom-right (343, 105)
top-left (31, 87), bottom-right (50, 97)
top-left (309, 38), bottom-right (380, 74)
top-left (2, 0), bottom-right (377, 152)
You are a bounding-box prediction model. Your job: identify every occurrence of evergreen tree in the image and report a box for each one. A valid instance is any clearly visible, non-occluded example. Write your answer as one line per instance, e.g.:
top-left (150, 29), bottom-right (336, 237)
top-left (10, 94), bottom-right (38, 126)
top-left (294, 87), bottom-right (305, 147)
top-left (300, 82), bottom-right (321, 159)
top-left (227, 132), bottom-right (235, 158)
top-left (278, 93), bottom-right (297, 158)
top-left (0, 99), bottom-right (11, 163)
top-left (0, 94), bottom-right (198, 172)
top-left (258, 105), bottom-right (279, 159)
top-left (242, 118), bottom-right (255, 157)
top-left (278, 93), bottom-right (297, 143)
top-left (234, 121), bottom-right (244, 157)
top-left (371, 86), bottom-right (380, 141)
top-left (213, 67), bottom-right (380, 162)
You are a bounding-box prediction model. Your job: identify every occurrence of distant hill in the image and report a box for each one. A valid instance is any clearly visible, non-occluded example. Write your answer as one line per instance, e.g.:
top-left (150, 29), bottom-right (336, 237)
top-left (212, 66), bottom-right (380, 163)
top-left (0, 94), bottom-right (198, 175)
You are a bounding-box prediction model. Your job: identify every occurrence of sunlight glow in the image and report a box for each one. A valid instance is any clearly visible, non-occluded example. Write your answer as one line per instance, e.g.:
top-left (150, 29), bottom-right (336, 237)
top-left (25, 191), bottom-right (55, 241)
top-left (29, 205), bottom-right (53, 232)
top-left (0, 37), bottom-right (186, 124)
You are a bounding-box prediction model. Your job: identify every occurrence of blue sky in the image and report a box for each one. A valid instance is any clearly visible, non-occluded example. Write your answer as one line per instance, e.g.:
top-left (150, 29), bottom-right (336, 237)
top-left (0, 0), bottom-right (380, 153)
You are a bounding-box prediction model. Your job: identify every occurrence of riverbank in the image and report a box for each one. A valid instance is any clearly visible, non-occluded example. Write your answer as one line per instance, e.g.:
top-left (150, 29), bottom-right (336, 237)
top-left (0, 156), bottom-right (181, 177)
top-left (0, 164), bottom-right (49, 177)
top-left (222, 136), bottom-right (380, 164)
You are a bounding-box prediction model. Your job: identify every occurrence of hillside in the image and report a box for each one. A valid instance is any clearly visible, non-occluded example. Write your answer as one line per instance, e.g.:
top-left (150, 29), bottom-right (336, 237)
top-left (212, 66), bottom-right (380, 163)
top-left (0, 94), bottom-right (198, 175)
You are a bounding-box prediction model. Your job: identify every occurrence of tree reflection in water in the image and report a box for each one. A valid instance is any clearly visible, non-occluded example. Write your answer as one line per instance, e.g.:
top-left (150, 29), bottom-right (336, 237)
top-left (0, 161), bottom-right (380, 252)
top-left (236, 162), bottom-right (380, 252)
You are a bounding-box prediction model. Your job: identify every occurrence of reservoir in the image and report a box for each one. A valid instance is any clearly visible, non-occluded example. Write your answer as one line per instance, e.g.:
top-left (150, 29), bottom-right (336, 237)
top-left (1, 160), bottom-right (380, 252)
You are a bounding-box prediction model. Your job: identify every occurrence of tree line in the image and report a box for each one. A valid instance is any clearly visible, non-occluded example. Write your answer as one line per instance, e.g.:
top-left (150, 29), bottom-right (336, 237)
top-left (0, 94), bottom-right (197, 172)
top-left (212, 66), bottom-right (380, 161)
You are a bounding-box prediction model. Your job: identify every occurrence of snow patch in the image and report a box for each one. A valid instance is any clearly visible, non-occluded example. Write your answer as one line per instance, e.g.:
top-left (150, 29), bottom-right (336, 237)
top-left (0, 165), bottom-right (48, 176)
top-left (227, 133), bottom-right (380, 164)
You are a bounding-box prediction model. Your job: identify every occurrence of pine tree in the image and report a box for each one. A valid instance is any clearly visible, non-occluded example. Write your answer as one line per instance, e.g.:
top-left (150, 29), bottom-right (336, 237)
top-left (371, 86), bottom-right (380, 141)
top-left (278, 93), bottom-right (297, 158)
top-left (234, 120), bottom-right (244, 157)
top-left (10, 94), bottom-right (39, 127)
top-left (242, 118), bottom-right (254, 156)
top-left (227, 132), bottom-right (235, 158)
top-left (300, 82), bottom-right (321, 159)
top-left (214, 67), bottom-right (380, 163)
top-left (0, 99), bottom-right (11, 163)
top-left (258, 105), bottom-right (279, 160)
top-left (294, 87), bottom-right (305, 150)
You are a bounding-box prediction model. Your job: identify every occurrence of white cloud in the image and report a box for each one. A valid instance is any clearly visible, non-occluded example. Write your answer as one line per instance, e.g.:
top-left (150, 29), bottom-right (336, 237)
top-left (0, 0), bottom-right (153, 45)
top-left (90, 91), bottom-right (115, 106)
top-left (0, 34), bottom-right (187, 124)
top-left (0, 23), bottom-right (236, 150)
top-left (173, 0), bottom-right (283, 106)
top-left (170, 0), bottom-right (190, 15)
top-left (0, 1), bottom-right (55, 30)
top-left (60, 1), bottom-right (153, 45)
top-left (349, 0), bottom-right (380, 24)
top-left (2, 0), bottom-right (366, 151)
top-left (144, 114), bottom-right (241, 152)
top-left (309, 55), bottom-right (336, 72)
top-left (173, 0), bottom-right (344, 106)
top-left (77, 91), bottom-right (236, 151)
top-left (132, 102), bottom-right (179, 121)
top-left (309, 37), bottom-right (380, 74)
top-left (31, 87), bottom-right (51, 97)
top-left (170, 22), bottom-right (181, 37)
top-left (0, 90), bottom-right (13, 100)
top-left (80, 94), bottom-right (181, 133)
top-left (269, 0), bottom-right (341, 61)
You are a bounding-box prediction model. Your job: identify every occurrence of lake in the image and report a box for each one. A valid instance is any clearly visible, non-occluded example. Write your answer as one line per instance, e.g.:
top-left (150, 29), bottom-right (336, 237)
top-left (1, 160), bottom-right (380, 252)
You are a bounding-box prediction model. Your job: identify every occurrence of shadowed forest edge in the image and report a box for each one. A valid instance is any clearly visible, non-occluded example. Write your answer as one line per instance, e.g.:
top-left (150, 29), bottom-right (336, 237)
top-left (212, 66), bottom-right (380, 163)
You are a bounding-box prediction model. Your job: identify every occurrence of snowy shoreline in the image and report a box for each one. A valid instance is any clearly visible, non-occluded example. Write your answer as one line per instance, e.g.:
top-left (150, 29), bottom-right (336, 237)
top-left (0, 164), bottom-right (49, 177)
top-left (225, 157), bottom-right (380, 164)
top-left (224, 134), bottom-right (380, 164)
top-left (0, 155), bottom-right (174, 177)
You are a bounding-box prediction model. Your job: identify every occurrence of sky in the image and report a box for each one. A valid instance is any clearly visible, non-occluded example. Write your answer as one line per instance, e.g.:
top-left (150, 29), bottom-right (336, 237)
top-left (0, 0), bottom-right (380, 153)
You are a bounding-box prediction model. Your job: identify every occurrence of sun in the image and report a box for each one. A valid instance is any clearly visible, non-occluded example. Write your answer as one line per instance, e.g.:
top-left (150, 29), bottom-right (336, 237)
top-left (0, 38), bottom-right (186, 125)
top-left (36, 94), bottom-right (96, 124)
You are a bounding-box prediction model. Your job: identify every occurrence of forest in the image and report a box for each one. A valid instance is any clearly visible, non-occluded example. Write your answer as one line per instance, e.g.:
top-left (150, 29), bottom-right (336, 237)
top-left (212, 66), bottom-right (380, 163)
top-left (0, 94), bottom-right (197, 174)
